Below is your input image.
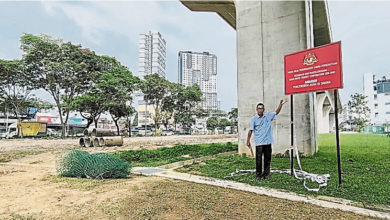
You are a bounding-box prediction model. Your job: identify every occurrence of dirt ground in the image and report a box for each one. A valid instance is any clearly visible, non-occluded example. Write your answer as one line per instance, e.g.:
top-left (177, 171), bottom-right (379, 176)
top-left (0, 134), bottom-right (238, 152)
top-left (0, 134), bottom-right (237, 163)
top-left (0, 136), bottom-right (380, 219)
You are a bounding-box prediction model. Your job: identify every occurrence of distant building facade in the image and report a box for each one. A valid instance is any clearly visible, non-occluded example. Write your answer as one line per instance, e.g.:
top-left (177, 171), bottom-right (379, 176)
top-left (364, 72), bottom-right (390, 125)
top-left (178, 51), bottom-right (218, 111)
top-left (137, 31), bottom-right (167, 126)
top-left (138, 31), bottom-right (166, 79)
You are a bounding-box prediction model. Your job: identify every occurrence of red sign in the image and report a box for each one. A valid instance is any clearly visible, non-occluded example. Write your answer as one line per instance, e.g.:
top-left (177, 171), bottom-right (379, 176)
top-left (284, 41), bottom-right (343, 95)
top-left (37, 116), bottom-right (59, 124)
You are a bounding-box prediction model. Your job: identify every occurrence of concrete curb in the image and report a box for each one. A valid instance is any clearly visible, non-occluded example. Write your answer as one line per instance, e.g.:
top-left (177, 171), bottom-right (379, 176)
top-left (133, 167), bottom-right (390, 219)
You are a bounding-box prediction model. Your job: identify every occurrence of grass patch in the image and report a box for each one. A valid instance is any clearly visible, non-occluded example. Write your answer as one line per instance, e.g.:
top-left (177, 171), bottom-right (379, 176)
top-left (114, 142), bottom-right (237, 167)
top-left (0, 150), bottom-right (47, 163)
top-left (176, 134), bottom-right (390, 206)
top-left (97, 179), bottom-right (372, 219)
top-left (9, 214), bottom-right (37, 220)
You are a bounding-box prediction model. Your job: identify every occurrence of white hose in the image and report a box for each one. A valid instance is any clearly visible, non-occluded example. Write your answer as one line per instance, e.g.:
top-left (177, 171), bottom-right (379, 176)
top-left (225, 143), bottom-right (330, 192)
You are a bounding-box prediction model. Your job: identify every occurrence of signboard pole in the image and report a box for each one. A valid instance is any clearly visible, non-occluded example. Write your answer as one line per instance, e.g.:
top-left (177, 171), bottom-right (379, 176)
top-left (334, 89), bottom-right (342, 185)
top-left (284, 41), bottom-right (343, 183)
top-left (290, 94), bottom-right (294, 176)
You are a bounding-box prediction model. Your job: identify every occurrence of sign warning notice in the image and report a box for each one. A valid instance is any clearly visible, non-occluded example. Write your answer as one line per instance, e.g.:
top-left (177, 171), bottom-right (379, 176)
top-left (284, 42), bottom-right (343, 95)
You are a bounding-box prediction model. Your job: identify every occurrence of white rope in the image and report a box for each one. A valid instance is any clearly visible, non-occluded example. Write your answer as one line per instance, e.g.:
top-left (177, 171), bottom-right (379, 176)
top-left (225, 143), bottom-right (330, 192)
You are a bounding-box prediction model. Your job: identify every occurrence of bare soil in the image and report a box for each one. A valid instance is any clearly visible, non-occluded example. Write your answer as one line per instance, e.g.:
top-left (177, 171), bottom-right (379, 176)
top-left (0, 134), bottom-right (238, 152)
top-left (0, 134), bottom-right (237, 163)
top-left (0, 136), bottom-right (379, 219)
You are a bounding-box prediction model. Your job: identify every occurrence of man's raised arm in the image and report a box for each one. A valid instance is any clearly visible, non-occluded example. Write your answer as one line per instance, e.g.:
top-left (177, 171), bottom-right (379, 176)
top-left (275, 97), bottom-right (288, 115)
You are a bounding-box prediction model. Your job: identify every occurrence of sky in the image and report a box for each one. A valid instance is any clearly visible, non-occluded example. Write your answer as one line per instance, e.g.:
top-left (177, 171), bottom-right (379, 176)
top-left (0, 1), bottom-right (390, 111)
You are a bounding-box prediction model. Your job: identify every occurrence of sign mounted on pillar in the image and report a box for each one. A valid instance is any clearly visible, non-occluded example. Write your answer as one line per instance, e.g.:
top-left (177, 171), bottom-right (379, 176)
top-left (284, 41), bottom-right (343, 95)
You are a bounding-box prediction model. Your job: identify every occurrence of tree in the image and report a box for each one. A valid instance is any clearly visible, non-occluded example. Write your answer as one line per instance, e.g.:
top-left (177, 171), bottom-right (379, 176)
top-left (125, 106), bottom-right (136, 137)
top-left (108, 102), bottom-right (135, 135)
top-left (207, 116), bottom-right (219, 133)
top-left (194, 108), bottom-right (209, 121)
top-left (71, 92), bottom-right (106, 128)
top-left (0, 59), bottom-right (53, 137)
top-left (132, 112), bottom-right (138, 127)
top-left (163, 83), bottom-right (202, 132)
top-left (141, 74), bottom-right (170, 134)
top-left (21, 34), bottom-right (99, 137)
top-left (228, 108), bottom-right (238, 133)
top-left (70, 56), bottom-right (139, 132)
top-left (98, 63), bottom-right (139, 135)
top-left (349, 93), bottom-right (370, 132)
top-left (218, 118), bottom-right (230, 134)
top-left (28, 97), bottom-right (53, 118)
top-left (179, 112), bottom-right (195, 134)
top-left (210, 109), bottom-right (227, 117)
top-left (0, 59), bottom-right (32, 137)
top-left (160, 111), bottom-right (173, 130)
top-left (228, 108), bottom-right (238, 125)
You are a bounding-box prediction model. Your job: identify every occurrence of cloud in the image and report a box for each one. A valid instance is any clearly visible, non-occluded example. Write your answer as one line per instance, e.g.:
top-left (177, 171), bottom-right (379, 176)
top-left (41, 2), bottom-right (194, 45)
top-left (40, 1), bottom-right (233, 49)
top-left (40, 1), bottom-right (237, 110)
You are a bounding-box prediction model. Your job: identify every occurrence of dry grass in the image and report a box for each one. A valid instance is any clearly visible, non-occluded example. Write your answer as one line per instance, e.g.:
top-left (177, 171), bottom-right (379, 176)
top-left (98, 179), bottom-right (379, 220)
top-left (0, 150), bottom-right (47, 163)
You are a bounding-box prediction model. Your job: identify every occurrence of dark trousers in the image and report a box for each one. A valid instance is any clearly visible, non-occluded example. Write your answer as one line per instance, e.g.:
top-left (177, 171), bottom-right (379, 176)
top-left (256, 144), bottom-right (272, 177)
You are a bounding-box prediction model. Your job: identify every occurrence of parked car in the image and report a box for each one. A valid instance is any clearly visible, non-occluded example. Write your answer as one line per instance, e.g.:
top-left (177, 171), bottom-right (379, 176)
top-left (138, 130), bottom-right (153, 136)
top-left (162, 130), bottom-right (174, 136)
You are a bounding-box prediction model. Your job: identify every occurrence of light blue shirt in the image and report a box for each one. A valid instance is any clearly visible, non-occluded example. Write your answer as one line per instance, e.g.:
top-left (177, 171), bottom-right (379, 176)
top-left (250, 112), bottom-right (276, 146)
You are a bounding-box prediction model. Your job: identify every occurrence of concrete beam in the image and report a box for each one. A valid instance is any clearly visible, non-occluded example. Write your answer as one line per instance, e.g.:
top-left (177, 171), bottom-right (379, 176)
top-left (313, 1), bottom-right (332, 47)
top-left (181, 0), bottom-right (236, 29)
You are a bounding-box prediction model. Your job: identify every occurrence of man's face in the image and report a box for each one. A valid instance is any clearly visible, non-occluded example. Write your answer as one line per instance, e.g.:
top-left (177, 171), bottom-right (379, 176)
top-left (257, 105), bottom-right (264, 115)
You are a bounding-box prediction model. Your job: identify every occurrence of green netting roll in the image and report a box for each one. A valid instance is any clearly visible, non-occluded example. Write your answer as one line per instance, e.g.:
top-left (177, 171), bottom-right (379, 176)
top-left (56, 150), bottom-right (131, 179)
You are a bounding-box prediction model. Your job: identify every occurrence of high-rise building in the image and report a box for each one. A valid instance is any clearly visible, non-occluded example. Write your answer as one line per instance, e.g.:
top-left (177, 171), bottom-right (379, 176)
top-left (136, 31), bottom-right (166, 127)
top-left (178, 51), bottom-right (218, 111)
top-left (364, 72), bottom-right (390, 125)
top-left (138, 31), bottom-right (166, 79)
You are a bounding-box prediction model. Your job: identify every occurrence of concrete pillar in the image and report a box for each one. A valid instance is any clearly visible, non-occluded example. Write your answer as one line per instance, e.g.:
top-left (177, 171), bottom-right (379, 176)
top-left (181, 0), bottom-right (333, 156)
top-left (317, 93), bottom-right (332, 133)
top-left (236, 1), bottom-right (317, 156)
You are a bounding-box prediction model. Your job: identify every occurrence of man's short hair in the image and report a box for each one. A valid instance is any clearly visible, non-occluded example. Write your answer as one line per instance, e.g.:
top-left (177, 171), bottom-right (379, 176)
top-left (257, 103), bottom-right (264, 109)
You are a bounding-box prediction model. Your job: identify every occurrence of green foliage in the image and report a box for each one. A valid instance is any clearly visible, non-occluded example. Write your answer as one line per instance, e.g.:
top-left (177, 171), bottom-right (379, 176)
top-left (178, 134), bottom-right (390, 206)
top-left (101, 67), bottom-right (138, 132)
top-left (20, 33), bottom-right (100, 136)
top-left (194, 108), bottom-right (209, 118)
top-left (71, 93), bottom-right (106, 128)
top-left (102, 66), bottom-right (139, 133)
top-left (348, 93), bottom-right (370, 132)
top-left (163, 83), bottom-right (203, 131)
top-left (0, 58), bottom-right (51, 137)
top-left (0, 59), bottom-right (31, 117)
top-left (160, 111), bottom-right (173, 130)
top-left (206, 117), bottom-right (219, 131)
top-left (115, 142), bottom-right (237, 167)
top-left (209, 109), bottom-right (227, 117)
top-left (69, 54), bottom-right (139, 130)
top-left (132, 112), bottom-right (138, 126)
top-left (218, 118), bottom-right (230, 133)
top-left (228, 108), bottom-right (238, 126)
top-left (140, 74), bottom-right (171, 132)
top-left (28, 97), bottom-right (53, 113)
top-left (56, 150), bottom-right (131, 179)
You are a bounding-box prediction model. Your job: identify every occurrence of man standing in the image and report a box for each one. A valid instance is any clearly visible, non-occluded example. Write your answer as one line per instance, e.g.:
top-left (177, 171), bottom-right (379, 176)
top-left (246, 98), bottom-right (288, 180)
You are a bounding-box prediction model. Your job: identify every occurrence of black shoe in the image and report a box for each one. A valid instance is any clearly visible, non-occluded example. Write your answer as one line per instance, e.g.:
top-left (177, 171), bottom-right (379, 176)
top-left (256, 176), bottom-right (262, 181)
top-left (262, 175), bottom-right (269, 180)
